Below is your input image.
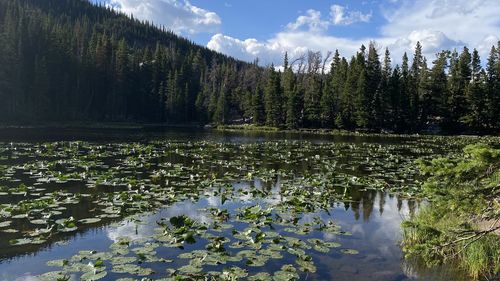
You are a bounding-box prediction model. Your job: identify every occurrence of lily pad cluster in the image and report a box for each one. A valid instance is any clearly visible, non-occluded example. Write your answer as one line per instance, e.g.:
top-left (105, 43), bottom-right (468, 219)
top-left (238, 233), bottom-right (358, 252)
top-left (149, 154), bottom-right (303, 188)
top-left (0, 136), bottom-right (496, 279)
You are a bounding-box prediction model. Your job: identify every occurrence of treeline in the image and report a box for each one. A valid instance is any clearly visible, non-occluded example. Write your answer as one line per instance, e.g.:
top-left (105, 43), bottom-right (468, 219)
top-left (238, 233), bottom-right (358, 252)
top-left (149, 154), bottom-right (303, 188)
top-left (260, 43), bottom-right (499, 133)
top-left (0, 0), bottom-right (253, 123)
top-left (0, 0), bottom-right (498, 133)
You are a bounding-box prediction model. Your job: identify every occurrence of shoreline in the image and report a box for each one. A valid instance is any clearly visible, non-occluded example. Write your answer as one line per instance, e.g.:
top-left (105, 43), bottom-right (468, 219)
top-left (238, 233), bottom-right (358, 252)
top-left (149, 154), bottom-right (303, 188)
top-left (214, 124), bottom-right (500, 139)
top-left (0, 123), bottom-right (497, 140)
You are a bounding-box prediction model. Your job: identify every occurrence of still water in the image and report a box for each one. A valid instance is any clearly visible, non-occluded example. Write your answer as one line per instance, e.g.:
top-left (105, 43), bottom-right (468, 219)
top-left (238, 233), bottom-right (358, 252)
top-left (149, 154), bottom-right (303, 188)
top-left (0, 128), bottom-right (469, 281)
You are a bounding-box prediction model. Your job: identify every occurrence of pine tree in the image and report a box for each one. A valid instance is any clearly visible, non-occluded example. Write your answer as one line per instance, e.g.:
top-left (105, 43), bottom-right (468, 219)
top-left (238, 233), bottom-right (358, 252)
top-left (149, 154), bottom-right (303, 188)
top-left (389, 65), bottom-right (403, 131)
top-left (214, 87), bottom-right (228, 124)
top-left (409, 42), bottom-right (424, 130)
top-left (320, 55), bottom-right (337, 127)
top-left (417, 58), bottom-right (431, 128)
top-left (399, 53), bottom-right (411, 131)
top-left (354, 45), bottom-right (369, 129)
top-left (447, 47), bottom-right (471, 131)
top-left (485, 45), bottom-right (499, 130)
top-left (355, 69), bottom-right (369, 128)
top-left (251, 85), bottom-right (264, 125)
top-left (283, 54), bottom-right (299, 129)
top-left (366, 42), bottom-right (382, 129)
top-left (463, 49), bottom-right (486, 131)
top-left (113, 38), bottom-right (129, 119)
top-left (428, 51), bottom-right (448, 122)
top-left (378, 48), bottom-right (392, 128)
top-left (337, 56), bottom-right (357, 129)
top-left (264, 65), bottom-right (282, 127)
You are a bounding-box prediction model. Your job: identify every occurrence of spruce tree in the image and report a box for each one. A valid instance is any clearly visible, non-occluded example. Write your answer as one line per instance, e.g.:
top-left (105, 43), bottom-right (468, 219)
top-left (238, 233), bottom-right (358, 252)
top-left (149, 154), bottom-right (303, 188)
top-left (366, 42), bottom-right (382, 129)
top-left (463, 49), bottom-right (485, 131)
top-left (485, 45), bottom-right (499, 130)
top-left (264, 65), bottom-right (282, 127)
top-left (283, 55), bottom-right (299, 129)
top-left (337, 56), bottom-right (357, 129)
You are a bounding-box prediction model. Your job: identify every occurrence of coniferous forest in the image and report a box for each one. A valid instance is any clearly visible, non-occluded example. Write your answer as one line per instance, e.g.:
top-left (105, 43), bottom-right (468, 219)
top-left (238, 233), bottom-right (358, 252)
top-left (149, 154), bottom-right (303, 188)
top-left (0, 0), bottom-right (499, 133)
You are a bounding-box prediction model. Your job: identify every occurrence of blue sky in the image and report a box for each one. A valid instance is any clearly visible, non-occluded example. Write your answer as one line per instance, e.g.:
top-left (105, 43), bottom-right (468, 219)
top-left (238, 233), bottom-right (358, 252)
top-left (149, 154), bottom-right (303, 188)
top-left (94, 0), bottom-right (500, 67)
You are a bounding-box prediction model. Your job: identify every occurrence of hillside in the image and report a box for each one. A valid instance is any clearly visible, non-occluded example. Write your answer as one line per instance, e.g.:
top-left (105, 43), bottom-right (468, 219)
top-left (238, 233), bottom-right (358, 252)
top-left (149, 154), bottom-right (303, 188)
top-left (0, 0), bottom-right (498, 133)
top-left (0, 0), bottom-right (260, 123)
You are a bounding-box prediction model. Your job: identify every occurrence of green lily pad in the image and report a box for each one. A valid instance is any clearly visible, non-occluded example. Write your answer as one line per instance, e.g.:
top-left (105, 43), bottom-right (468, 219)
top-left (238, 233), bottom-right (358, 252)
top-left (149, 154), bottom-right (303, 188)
top-left (341, 249), bottom-right (359, 255)
top-left (79, 218), bottom-right (102, 224)
top-left (81, 270), bottom-right (107, 281)
top-left (38, 271), bottom-right (69, 281)
top-left (248, 272), bottom-right (272, 281)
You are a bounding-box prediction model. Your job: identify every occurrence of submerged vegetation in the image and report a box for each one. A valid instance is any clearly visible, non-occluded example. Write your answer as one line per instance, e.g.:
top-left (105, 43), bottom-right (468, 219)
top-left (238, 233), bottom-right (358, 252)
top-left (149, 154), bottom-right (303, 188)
top-left (402, 144), bottom-right (500, 280)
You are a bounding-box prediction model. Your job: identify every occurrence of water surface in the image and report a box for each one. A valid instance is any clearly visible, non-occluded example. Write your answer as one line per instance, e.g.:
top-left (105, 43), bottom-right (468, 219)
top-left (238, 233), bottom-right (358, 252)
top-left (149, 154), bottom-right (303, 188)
top-left (0, 128), bottom-right (470, 281)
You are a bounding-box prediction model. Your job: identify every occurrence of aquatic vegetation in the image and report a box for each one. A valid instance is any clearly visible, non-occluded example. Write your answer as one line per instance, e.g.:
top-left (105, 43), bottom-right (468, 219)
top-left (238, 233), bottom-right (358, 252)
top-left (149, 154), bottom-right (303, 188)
top-left (0, 136), bottom-right (497, 280)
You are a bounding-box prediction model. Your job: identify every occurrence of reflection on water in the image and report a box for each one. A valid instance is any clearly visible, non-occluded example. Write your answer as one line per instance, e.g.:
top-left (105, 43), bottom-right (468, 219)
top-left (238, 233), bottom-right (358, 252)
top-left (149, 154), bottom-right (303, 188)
top-left (0, 130), bottom-right (470, 281)
top-left (0, 186), bottom-right (466, 281)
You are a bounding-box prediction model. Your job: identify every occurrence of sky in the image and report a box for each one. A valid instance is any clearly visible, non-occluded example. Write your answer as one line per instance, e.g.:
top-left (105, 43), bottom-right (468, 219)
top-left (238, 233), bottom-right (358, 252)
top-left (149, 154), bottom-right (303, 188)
top-left (94, 0), bottom-right (500, 67)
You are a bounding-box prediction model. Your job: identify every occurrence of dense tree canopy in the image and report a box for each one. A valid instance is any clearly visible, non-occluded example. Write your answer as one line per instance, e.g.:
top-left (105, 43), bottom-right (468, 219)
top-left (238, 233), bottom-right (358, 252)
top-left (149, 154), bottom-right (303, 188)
top-left (0, 0), bottom-right (498, 133)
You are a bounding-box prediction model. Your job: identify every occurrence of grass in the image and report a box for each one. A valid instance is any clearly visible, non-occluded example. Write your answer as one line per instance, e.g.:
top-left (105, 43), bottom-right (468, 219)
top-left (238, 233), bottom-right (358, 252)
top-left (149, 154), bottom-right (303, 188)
top-left (215, 124), bottom-right (281, 132)
top-left (401, 144), bottom-right (500, 280)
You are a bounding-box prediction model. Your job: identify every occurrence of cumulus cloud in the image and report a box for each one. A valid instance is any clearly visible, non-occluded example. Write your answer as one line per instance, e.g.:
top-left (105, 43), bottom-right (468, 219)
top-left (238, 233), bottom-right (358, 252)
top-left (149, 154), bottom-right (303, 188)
top-left (286, 9), bottom-right (330, 32)
top-left (207, 0), bottom-right (499, 67)
top-left (208, 4), bottom-right (374, 66)
top-left (207, 34), bottom-right (284, 63)
top-left (286, 5), bottom-right (372, 32)
top-left (330, 4), bottom-right (372, 25)
top-left (381, 0), bottom-right (500, 48)
top-left (107, 0), bottom-right (221, 34)
top-left (208, 31), bottom-right (368, 67)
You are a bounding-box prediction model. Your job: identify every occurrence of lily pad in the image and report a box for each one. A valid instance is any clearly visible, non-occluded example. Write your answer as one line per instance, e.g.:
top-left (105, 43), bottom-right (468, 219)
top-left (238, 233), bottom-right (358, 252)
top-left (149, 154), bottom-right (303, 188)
top-left (341, 249), bottom-right (359, 255)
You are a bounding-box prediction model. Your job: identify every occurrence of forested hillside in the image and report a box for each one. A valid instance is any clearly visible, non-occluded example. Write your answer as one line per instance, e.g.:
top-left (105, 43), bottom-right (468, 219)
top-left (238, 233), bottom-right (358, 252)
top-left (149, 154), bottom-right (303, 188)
top-left (0, 0), bottom-right (498, 133)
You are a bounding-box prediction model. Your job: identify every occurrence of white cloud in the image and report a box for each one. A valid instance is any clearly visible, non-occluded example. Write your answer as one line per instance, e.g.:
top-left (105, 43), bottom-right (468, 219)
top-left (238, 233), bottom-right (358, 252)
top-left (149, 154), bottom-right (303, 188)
top-left (207, 34), bottom-right (284, 64)
top-left (286, 5), bottom-right (372, 32)
top-left (208, 4), bottom-right (373, 66)
top-left (107, 0), bottom-right (221, 34)
top-left (107, 201), bottom-right (211, 243)
top-left (330, 4), bottom-right (372, 25)
top-left (207, 0), bottom-right (500, 67)
top-left (286, 9), bottom-right (330, 32)
top-left (381, 0), bottom-right (500, 48)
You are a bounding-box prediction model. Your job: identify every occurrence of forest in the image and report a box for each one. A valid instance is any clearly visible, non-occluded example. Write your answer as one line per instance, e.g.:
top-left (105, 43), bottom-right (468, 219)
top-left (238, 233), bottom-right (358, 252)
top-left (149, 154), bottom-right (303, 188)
top-left (0, 0), bottom-right (498, 133)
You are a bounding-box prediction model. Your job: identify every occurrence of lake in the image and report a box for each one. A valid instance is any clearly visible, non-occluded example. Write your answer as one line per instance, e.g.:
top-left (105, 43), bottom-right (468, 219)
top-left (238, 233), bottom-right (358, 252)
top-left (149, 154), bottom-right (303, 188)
top-left (0, 128), bottom-right (477, 281)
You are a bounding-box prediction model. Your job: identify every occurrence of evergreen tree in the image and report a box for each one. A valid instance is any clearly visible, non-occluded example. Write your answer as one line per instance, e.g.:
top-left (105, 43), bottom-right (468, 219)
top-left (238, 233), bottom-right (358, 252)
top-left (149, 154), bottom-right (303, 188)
top-left (0, 0), bottom-right (497, 133)
top-left (427, 51), bottom-right (448, 122)
top-left (485, 45), bottom-right (499, 130)
top-left (399, 52), bottom-right (411, 131)
top-left (366, 42), bottom-right (382, 129)
top-left (303, 51), bottom-right (322, 127)
top-left (214, 87), bottom-right (228, 124)
top-left (283, 54), bottom-right (299, 129)
top-left (264, 65), bottom-right (283, 127)
top-left (355, 69), bottom-right (369, 128)
top-left (354, 46), bottom-right (370, 128)
top-left (447, 47), bottom-right (471, 130)
top-left (378, 48), bottom-right (392, 128)
top-left (337, 57), bottom-right (357, 129)
top-left (251, 85), bottom-right (264, 125)
top-left (389, 65), bottom-right (404, 131)
top-left (463, 49), bottom-right (486, 131)
top-left (409, 42), bottom-right (424, 130)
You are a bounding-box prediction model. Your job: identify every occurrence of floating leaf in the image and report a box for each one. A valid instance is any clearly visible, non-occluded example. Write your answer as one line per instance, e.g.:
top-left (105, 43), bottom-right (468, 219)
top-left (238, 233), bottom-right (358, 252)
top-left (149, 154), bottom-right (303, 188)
top-left (81, 270), bottom-right (107, 281)
top-left (79, 218), bottom-right (102, 224)
top-left (341, 249), bottom-right (359, 255)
